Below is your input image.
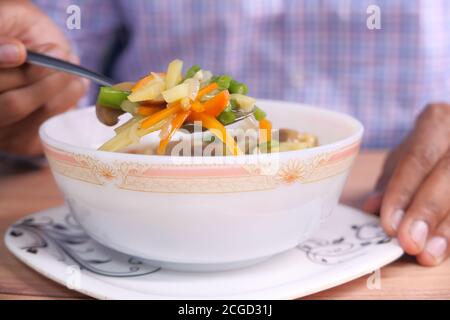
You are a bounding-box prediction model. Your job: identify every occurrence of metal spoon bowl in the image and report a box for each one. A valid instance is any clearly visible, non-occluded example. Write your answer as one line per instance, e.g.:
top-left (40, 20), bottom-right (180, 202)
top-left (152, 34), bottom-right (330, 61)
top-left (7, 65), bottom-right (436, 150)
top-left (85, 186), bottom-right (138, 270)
top-left (26, 50), bottom-right (255, 130)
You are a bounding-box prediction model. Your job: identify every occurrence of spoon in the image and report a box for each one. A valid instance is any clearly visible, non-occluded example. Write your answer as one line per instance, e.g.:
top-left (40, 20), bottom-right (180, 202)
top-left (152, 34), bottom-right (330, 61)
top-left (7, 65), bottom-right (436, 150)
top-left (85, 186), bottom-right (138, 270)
top-left (26, 50), bottom-right (115, 86)
top-left (26, 50), bottom-right (255, 129)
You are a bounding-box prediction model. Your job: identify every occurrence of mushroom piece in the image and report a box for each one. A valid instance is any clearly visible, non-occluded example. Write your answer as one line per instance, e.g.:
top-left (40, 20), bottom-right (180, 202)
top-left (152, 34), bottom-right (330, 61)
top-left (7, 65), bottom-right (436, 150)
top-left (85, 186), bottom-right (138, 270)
top-left (95, 82), bottom-right (135, 126)
top-left (279, 128), bottom-right (301, 143)
top-left (278, 128), bottom-right (318, 151)
top-left (96, 105), bottom-right (124, 126)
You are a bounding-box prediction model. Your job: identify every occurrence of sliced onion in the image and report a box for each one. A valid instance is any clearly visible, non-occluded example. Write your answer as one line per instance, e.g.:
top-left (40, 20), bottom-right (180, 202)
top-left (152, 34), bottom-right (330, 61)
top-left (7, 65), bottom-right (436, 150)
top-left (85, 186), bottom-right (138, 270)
top-left (165, 59), bottom-right (183, 89)
top-left (200, 89), bottom-right (220, 102)
top-left (200, 70), bottom-right (213, 85)
top-left (180, 97), bottom-right (191, 111)
top-left (127, 119), bottom-right (142, 145)
top-left (151, 72), bottom-right (165, 84)
top-left (161, 83), bottom-right (189, 103)
top-left (114, 116), bottom-right (142, 134)
top-left (128, 79), bottom-right (165, 102)
top-left (230, 94), bottom-right (256, 112)
top-left (159, 114), bottom-right (176, 140)
top-left (120, 100), bottom-right (139, 115)
top-left (184, 78), bottom-right (200, 101)
top-left (193, 70), bottom-right (203, 82)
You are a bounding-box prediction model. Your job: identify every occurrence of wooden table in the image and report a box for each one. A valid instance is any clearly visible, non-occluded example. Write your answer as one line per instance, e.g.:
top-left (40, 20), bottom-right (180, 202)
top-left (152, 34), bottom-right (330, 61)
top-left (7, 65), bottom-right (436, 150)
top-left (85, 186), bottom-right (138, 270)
top-left (0, 150), bottom-right (449, 300)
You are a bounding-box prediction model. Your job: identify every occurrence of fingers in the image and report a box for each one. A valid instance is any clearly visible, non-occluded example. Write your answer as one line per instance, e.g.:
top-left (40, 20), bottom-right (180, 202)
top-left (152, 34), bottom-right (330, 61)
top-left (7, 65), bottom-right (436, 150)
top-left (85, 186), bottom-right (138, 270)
top-left (381, 143), bottom-right (443, 233)
top-left (362, 190), bottom-right (384, 214)
top-left (0, 43), bottom-right (75, 93)
top-left (0, 38), bottom-right (84, 155)
top-left (0, 68), bottom-right (28, 91)
top-left (0, 109), bottom-right (50, 156)
top-left (362, 139), bottom-right (409, 214)
top-left (0, 64), bottom-right (54, 92)
top-left (380, 105), bottom-right (450, 235)
top-left (417, 213), bottom-right (450, 266)
top-left (0, 71), bottom-right (80, 126)
top-left (396, 151), bottom-right (450, 255)
top-left (45, 77), bottom-right (89, 113)
top-left (0, 108), bottom-right (47, 156)
top-left (0, 78), bottom-right (87, 157)
top-left (0, 37), bottom-right (26, 68)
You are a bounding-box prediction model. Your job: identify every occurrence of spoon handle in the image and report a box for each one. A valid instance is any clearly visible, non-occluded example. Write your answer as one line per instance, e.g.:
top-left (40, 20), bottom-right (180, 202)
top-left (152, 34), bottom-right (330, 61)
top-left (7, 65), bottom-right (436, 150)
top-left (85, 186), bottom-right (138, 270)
top-left (26, 50), bottom-right (115, 86)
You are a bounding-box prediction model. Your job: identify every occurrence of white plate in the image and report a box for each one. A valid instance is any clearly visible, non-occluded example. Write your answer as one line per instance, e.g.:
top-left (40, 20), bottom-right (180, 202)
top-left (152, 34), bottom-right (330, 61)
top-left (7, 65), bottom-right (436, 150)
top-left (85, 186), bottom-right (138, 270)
top-left (4, 204), bottom-right (403, 300)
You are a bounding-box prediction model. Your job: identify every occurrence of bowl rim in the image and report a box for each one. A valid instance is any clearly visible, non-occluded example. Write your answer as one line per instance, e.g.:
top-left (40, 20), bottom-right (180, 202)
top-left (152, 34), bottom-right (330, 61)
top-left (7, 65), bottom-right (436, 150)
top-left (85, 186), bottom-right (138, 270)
top-left (39, 99), bottom-right (364, 162)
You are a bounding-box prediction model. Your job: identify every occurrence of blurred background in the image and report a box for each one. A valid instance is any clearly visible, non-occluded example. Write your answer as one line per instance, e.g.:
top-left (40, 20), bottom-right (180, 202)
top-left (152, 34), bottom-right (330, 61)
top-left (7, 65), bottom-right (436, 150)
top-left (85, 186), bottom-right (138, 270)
top-left (34, 0), bottom-right (450, 148)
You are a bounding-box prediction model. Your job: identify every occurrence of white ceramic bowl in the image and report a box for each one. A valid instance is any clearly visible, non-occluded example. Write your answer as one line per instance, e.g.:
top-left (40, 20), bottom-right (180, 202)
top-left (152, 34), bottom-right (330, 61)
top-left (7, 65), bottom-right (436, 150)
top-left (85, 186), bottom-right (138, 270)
top-left (39, 100), bottom-right (363, 271)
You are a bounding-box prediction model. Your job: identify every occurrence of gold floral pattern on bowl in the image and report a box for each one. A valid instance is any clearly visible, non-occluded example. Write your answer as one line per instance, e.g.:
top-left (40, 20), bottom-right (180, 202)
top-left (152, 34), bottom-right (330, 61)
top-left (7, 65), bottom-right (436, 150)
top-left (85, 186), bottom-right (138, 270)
top-left (43, 141), bottom-right (360, 193)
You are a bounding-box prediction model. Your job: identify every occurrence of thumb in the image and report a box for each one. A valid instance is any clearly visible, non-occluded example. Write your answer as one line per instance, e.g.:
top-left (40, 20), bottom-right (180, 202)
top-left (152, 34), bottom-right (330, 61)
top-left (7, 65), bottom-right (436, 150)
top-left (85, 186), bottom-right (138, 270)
top-left (0, 37), bottom-right (26, 68)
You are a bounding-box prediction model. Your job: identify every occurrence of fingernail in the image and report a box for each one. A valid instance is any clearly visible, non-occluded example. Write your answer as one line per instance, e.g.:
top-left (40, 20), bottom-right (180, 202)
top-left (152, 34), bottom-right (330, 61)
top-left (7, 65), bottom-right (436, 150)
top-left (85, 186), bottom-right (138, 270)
top-left (391, 209), bottom-right (404, 232)
top-left (409, 220), bottom-right (428, 250)
top-left (425, 236), bottom-right (447, 263)
top-left (0, 43), bottom-right (21, 64)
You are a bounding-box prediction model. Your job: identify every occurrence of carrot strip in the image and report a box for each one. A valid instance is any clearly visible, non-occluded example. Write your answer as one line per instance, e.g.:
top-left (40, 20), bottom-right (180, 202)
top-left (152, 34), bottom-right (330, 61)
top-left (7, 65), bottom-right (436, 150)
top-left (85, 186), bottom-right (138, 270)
top-left (189, 112), bottom-right (241, 156)
top-left (203, 90), bottom-right (230, 117)
top-left (137, 106), bottom-right (163, 116)
top-left (140, 102), bottom-right (182, 129)
top-left (131, 72), bottom-right (165, 93)
top-left (157, 111), bottom-right (191, 155)
top-left (196, 82), bottom-right (218, 100)
top-left (132, 75), bottom-right (154, 93)
top-left (191, 100), bottom-right (205, 113)
top-left (259, 118), bottom-right (272, 143)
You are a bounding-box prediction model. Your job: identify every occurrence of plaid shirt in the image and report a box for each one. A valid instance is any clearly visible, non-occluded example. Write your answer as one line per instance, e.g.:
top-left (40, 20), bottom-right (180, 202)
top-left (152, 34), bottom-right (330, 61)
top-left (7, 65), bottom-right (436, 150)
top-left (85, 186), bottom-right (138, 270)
top-left (34, 0), bottom-right (450, 148)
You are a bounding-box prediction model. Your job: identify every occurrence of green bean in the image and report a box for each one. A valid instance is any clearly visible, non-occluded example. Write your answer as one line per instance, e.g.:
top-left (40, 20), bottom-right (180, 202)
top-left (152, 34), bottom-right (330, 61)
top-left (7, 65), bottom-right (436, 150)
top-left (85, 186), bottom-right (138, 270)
top-left (96, 86), bottom-right (130, 110)
top-left (229, 99), bottom-right (239, 110)
top-left (210, 75), bottom-right (219, 83)
top-left (217, 110), bottom-right (237, 125)
top-left (223, 102), bottom-right (233, 112)
top-left (253, 107), bottom-right (267, 121)
top-left (215, 75), bottom-right (232, 90)
top-left (228, 80), bottom-right (248, 95)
